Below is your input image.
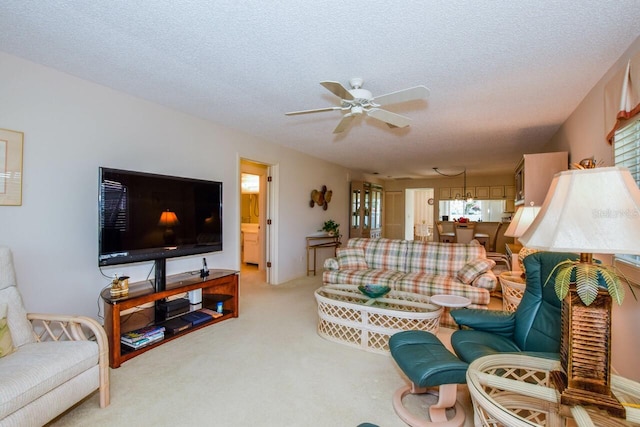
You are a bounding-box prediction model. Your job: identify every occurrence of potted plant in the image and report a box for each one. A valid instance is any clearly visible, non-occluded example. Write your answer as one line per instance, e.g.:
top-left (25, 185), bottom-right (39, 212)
top-left (321, 219), bottom-right (340, 236)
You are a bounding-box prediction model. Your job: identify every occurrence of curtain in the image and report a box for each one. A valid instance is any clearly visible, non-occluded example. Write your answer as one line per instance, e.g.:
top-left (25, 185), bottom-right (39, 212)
top-left (605, 52), bottom-right (640, 144)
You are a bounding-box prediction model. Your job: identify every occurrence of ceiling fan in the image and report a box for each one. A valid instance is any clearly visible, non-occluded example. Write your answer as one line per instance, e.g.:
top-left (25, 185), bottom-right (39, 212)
top-left (285, 78), bottom-right (430, 134)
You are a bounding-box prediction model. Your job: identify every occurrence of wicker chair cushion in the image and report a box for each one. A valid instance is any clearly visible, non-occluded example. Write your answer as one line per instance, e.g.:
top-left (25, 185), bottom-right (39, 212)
top-left (0, 340), bottom-right (99, 419)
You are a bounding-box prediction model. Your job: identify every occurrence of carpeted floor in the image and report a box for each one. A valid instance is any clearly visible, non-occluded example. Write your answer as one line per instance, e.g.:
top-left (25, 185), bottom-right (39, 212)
top-left (48, 265), bottom-right (479, 426)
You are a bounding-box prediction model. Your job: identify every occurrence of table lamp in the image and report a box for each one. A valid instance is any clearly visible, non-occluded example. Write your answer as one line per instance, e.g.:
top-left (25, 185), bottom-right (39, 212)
top-left (158, 210), bottom-right (180, 245)
top-left (503, 203), bottom-right (541, 273)
top-left (519, 166), bottom-right (640, 417)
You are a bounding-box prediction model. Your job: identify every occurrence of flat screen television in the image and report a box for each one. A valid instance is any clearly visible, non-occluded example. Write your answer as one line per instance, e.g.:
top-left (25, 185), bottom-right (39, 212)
top-left (98, 167), bottom-right (223, 291)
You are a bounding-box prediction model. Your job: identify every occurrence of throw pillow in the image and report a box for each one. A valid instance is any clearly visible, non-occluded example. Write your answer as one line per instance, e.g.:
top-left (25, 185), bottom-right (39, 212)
top-left (336, 248), bottom-right (368, 270)
top-left (456, 258), bottom-right (496, 284)
top-left (0, 302), bottom-right (15, 357)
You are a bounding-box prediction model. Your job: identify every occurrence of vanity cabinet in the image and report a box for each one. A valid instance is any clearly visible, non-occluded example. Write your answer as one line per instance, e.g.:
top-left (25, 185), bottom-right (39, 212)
top-left (350, 181), bottom-right (383, 238)
top-left (514, 152), bottom-right (568, 206)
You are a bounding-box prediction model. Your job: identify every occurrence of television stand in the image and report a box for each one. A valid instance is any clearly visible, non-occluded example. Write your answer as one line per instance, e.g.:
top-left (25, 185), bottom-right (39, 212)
top-left (101, 269), bottom-right (239, 368)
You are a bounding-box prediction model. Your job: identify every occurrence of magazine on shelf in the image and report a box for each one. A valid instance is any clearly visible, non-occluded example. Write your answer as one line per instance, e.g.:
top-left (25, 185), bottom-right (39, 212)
top-left (121, 325), bottom-right (166, 344)
top-left (121, 331), bottom-right (164, 350)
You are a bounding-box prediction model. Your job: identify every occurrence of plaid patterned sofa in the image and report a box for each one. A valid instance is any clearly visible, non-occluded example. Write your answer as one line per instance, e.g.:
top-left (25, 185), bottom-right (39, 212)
top-left (323, 238), bottom-right (497, 328)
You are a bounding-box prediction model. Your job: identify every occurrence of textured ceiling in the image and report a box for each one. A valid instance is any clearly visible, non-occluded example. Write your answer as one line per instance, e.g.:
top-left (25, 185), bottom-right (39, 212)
top-left (2, 1), bottom-right (640, 178)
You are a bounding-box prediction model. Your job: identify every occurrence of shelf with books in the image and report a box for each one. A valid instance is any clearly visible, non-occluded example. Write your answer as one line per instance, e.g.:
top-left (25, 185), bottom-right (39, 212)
top-left (102, 269), bottom-right (239, 368)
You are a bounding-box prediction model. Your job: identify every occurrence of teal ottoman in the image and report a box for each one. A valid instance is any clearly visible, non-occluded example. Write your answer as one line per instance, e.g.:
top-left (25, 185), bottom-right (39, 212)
top-left (389, 331), bottom-right (468, 427)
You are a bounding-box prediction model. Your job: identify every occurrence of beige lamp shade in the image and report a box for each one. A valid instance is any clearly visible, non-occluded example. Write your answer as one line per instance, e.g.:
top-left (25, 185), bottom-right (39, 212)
top-left (504, 204), bottom-right (541, 239)
top-left (519, 167), bottom-right (640, 254)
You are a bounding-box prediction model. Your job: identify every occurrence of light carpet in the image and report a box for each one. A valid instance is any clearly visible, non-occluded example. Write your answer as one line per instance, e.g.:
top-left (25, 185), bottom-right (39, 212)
top-left (49, 266), bottom-right (476, 426)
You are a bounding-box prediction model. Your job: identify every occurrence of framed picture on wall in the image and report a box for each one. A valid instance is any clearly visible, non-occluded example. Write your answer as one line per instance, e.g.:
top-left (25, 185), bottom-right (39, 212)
top-left (0, 128), bottom-right (24, 206)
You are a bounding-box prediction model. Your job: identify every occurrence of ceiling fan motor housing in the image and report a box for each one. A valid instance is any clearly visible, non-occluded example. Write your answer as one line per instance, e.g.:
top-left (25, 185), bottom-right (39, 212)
top-left (348, 88), bottom-right (373, 102)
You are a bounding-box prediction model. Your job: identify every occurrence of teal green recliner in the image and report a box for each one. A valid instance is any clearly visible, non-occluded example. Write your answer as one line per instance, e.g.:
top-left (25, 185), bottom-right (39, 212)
top-left (450, 251), bottom-right (579, 362)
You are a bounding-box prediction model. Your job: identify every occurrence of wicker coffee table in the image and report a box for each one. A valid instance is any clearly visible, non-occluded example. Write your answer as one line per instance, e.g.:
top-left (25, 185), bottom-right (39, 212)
top-left (314, 284), bottom-right (443, 354)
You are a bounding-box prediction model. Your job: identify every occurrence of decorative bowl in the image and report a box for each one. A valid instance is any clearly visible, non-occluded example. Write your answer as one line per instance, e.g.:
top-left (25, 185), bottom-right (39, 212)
top-left (358, 284), bottom-right (391, 298)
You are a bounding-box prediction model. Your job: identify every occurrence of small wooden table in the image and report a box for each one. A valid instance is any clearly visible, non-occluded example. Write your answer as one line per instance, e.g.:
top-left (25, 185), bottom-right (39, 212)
top-left (306, 233), bottom-right (341, 276)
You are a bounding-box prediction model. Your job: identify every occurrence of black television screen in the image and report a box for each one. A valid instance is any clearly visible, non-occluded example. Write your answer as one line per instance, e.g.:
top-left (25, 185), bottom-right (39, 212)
top-left (98, 167), bottom-right (223, 275)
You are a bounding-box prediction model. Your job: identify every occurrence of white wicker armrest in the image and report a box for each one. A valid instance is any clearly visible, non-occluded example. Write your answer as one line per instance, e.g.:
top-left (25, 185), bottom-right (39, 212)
top-left (27, 313), bottom-right (110, 408)
top-left (612, 375), bottom-right (640, 424)
top-left (474, 371), bottom-right (560, 403)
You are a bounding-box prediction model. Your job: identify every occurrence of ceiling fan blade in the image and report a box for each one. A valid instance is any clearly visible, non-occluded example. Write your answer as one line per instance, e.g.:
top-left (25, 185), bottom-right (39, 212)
top-left (372, 85), bottom-right (430, 106)
top-left (320, 81), bottom-right (355, 100)
top-left (333, 114), bottom-right (355, 134)
top-left (366, 108), bottom-right (412, 128)
top-left (285, 106), bottom-right (342, 115)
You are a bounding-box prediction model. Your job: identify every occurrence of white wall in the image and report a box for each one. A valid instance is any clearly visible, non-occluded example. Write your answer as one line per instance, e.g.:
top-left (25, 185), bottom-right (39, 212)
top-left (0, 52), bottom-right (350, 319)
top-left (545, 36), bottom-right (640, 381)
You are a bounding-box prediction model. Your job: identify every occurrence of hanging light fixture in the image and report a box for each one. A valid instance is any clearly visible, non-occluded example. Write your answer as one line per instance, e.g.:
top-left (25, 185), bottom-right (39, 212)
top-left (433, 167), bottom-right (473, 202)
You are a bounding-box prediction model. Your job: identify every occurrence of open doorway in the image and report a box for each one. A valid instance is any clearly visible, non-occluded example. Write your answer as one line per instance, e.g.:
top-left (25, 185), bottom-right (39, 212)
top-left (405, 188), bottom-right (435, 241)
top-left (240, 160), bottom-right (269, 282)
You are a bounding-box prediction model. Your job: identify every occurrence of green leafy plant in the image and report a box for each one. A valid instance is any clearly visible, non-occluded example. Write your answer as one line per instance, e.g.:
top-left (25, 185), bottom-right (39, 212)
top-left (321, 219), bottom-right (340, 235)
top-left (545, 259), bottom-right (636, 306)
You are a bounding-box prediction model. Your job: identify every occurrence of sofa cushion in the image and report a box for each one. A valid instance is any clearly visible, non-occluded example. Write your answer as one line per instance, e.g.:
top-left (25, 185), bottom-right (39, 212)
top-left (336, 248), bottom-right (368, 270)
top-left (456, 258), bottom-right (496, 284)
top-left (0, 303), bottom-right (15, 358)
top-left (405, 241), bottom-right (487, 275)
top-left (395, 272), bottom-right (491, 306)
top-left (347, 238), bottom-right (407, 271)
top-left (0, 340), bottom-right (98, 419)
top-left (472, 272), bottom-right (499, 290)
top-left (322, 269), bottom-right (405, 288)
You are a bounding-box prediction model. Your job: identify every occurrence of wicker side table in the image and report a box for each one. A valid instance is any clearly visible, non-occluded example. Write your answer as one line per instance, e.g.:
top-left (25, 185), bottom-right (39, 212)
top-left (499, 271), bottom-right (526, 312)
top-left (314, 285), bottom-right (443, 354)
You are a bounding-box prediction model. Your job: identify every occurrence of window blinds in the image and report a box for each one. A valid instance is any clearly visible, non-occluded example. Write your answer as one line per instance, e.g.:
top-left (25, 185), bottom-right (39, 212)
top-left (614, 119), bottom-right (640, 267)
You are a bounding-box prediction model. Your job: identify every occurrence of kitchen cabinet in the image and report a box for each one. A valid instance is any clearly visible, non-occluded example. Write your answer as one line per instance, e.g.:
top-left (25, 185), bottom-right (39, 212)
top-left (514, 152), bottom-right (568, 206)
top-left (475, 186), bottom-right (490, 199)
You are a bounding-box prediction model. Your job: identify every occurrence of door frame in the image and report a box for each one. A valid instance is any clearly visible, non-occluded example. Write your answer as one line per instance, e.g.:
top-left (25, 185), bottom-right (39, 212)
top-left (240, 159), bottom-right (278, 284)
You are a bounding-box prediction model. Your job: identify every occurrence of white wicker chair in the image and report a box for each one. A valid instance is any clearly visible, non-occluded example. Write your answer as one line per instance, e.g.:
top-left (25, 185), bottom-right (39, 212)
top-left (0, 247), bottom-right (109, 426)
top-left (466, 354), bottom-right (640, 427)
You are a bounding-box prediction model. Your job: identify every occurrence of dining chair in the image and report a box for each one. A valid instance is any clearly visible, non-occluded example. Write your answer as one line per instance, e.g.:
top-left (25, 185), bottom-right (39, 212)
top-left (454, 223), bottom-right (475, 243)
